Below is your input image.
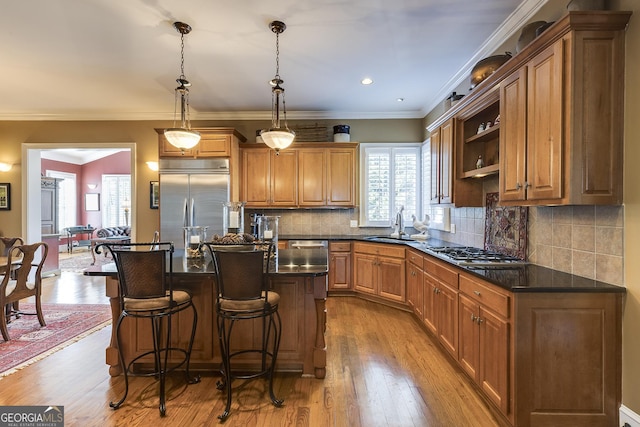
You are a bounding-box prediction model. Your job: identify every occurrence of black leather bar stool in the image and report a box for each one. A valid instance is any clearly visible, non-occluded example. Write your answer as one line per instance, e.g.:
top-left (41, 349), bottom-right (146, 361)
top-left (99, 242), bottom-right (200, 416)
top-left (203, 242), bottom-right (284, 422)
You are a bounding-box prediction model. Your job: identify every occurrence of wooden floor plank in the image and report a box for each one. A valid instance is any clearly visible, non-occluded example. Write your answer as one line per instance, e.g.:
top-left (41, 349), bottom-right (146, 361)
top-left (0, 270), bottom-right (501, 426)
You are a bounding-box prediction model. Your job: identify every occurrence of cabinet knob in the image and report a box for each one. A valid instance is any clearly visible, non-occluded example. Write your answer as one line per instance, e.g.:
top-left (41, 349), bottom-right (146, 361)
top-left (473, 290), bottom-right (481, 296)
top-left (515, 182), bottom-right (522, 190)
top-left (524, 181), bottom-right (531, 189)
top-left (476, 317), bottom-right (484, 325)
top-left (471, 314), bottom-right (477, 322)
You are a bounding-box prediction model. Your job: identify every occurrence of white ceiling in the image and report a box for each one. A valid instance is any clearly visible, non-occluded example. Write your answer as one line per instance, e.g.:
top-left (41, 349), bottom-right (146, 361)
top-left (0, 0), bottom-right (550, 122)
top-left (40, 148), bottom-right (127, 165)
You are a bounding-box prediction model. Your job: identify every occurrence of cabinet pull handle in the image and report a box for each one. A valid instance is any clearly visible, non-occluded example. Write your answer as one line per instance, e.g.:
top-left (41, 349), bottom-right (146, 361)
top-left (524, 181), bottom-right (531, 189)
top-left (477, 317), bottom-right (484, 325)
top-left (515, 182), bottom-right (522, 190)
top-left (473, 290), bottom-right (481, 296)
top-left (471, 314), bottom-right (476, 322)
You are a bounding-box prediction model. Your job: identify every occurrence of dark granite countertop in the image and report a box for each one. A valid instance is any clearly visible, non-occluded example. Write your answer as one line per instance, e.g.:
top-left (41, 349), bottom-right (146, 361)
top-left (84, 248), bottom-right (328, 277)
top-left (281, 235), bottom-right (625, 293)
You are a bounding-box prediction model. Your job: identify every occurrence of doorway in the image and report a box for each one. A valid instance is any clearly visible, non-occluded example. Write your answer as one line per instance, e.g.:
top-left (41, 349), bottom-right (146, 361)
top-left (22, 143), bottom-right (136, 246)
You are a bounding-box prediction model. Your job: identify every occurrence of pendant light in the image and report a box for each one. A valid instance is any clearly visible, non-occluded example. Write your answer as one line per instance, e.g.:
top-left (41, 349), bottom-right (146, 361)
top-left (164, 21), bottom-right (200, 152)
top-left (260, 21), bottom-right (295, 154)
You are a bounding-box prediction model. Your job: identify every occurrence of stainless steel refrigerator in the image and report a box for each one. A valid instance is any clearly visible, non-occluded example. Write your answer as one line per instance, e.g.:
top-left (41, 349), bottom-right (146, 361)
top-left (159, 158), bottom-right (230, 250)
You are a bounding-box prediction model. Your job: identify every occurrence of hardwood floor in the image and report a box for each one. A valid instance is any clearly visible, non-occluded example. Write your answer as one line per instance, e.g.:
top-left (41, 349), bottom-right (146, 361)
top-left (0, 271), bottom-right (501, 427)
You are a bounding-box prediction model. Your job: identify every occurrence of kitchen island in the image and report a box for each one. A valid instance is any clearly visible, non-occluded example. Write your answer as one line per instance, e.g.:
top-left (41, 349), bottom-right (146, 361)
top-left (84, 248), bottom-right (329, 379)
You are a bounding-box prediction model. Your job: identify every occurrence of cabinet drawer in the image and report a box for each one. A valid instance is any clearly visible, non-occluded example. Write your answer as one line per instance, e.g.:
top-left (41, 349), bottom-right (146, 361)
top-left (353, 242), bottom-right (405, 259)
top-left (459, 274), bottom-right (510, 318)
top-left (407, 249), bottom-right (424, 269)
top-left (330, 242), bottom-right (351, 252)
top-left (424, 255), bottom-right (458, 288)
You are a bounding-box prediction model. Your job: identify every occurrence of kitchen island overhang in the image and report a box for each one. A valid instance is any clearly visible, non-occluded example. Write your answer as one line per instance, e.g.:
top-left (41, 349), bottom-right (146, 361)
top-left (85, 248), bottom-right (329, 379)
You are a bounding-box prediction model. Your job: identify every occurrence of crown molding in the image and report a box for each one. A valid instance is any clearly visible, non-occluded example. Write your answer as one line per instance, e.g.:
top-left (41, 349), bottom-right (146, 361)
top-left (421, 0), bottom-right (550, 117)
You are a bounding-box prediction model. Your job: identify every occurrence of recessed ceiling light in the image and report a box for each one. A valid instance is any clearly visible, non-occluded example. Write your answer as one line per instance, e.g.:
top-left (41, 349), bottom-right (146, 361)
top-left (397, 98), bottom-right (405, 102)
top-left (361, 77), bottom-right (373, 85)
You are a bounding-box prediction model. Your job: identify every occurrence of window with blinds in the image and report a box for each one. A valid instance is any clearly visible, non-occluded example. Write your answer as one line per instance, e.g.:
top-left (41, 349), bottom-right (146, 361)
top-left (360, 144), bottom-right (422, 227)
top-left (102, 175), bottom-right (131, 227)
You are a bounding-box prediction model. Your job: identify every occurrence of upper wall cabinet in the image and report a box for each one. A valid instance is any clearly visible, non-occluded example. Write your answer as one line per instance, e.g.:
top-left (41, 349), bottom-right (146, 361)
top-left (241, 142), bottom-right (358, 208)
top-left (241, 147), bottom-right (298, 207)
top-left (427, 11), bottom-right (631, 208)
top-left (499, 12), bottom-right (630, 206)
top-left (431, 118), bottom-right (484, 207)
top-left (157, 127), bottom-right (247, 158)
top-left (298, 146), bottom-right (357, 207)
top-left (456, 88), bottom-right (501, 180)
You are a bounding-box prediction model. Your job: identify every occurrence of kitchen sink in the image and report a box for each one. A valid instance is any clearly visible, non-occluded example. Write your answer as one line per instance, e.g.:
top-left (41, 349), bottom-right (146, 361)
top-left (363, 236), bottom-right (416, 244)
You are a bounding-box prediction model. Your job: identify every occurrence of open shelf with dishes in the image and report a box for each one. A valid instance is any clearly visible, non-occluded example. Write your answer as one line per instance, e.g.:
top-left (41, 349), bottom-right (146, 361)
top-left (456, 90), bottom-right (501, 179)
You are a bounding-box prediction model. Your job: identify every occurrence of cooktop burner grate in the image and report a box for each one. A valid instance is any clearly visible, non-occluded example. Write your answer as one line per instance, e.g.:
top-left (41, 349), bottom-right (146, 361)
top-left (425, 246), bottom-right (526, 267)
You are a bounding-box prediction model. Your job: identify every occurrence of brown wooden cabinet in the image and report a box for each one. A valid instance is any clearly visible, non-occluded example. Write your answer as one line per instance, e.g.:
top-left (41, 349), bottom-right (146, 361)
top-left (328, 241), bottom-right (352, 291)
top-left (241, 147), bottom-right (298, 207)
top-left (430, 119), bottom-right (453, 205)
top-left (242, 143), bottom-right (357, 208)
top-left (326, 147), bottom-right (357, 207)
top-left (406, 249), bottom-right (424, 319)
top-left (157, 127), bottom-right (246, 158)
top-left (499, 12), bottom-right (629, 206)
top-left (458, 274), bottom-right (510, 416)
top-left (422, 256), bottom-right (459, 359)
top-left (514, 291), bottom-right (622, 427)
top-left (456, 89), bottom-right (501, 180)
top-left (430, 117), bottom-right (484, 207)
top-left (353, 242), bottom-right (405, 303)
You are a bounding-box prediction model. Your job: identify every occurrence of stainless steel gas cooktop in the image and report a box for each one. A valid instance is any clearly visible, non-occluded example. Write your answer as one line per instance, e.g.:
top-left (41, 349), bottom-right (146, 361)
top-left (424, 246), bottom-right (527, 268)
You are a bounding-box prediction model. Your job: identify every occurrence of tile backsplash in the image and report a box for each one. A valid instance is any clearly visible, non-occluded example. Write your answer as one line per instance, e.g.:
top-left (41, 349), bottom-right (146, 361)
top-left (248, 204), bottom-right (625, 286)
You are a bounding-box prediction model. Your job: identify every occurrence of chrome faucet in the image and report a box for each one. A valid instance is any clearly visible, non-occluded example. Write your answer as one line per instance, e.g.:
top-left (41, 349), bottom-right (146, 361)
top-left (394, 206), bottom-right (405, 237)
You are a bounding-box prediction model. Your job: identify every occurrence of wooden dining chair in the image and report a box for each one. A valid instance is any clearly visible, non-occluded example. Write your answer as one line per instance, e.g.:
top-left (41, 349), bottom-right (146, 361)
top-left (0, 242), bottom-right (48, 341)
top-left (0, 237), bottom-right (24, 319)
top-left (0, 237), bottom-right (24, 257)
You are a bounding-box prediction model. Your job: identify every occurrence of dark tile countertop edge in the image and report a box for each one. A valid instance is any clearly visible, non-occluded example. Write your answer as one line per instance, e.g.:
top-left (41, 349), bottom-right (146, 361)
top-left (279, 235), bottom-right (626, 294)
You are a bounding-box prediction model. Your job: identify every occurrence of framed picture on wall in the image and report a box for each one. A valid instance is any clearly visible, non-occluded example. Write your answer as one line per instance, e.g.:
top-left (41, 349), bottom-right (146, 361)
top-left (150, 181), bottom-right (159, 209)
top-left (85, 193), bottom-right (100, 211)
top-left (0, 183), bottom-right (10, 210)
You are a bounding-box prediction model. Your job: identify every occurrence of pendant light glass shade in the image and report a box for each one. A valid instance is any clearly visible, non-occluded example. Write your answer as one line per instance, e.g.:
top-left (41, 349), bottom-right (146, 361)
top-left (261, 21), bottom-right (295, 154)
top-left (261, 129), bottom-right (295, 150)
top-left (165, 22), bottom-right (200, 152)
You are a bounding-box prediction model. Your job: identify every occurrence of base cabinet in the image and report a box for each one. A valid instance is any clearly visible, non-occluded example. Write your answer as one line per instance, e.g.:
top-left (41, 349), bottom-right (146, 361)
top-left (406, 249), bottom-right (424, 319)
top-left (514, 292), bottom-right (622, 427)
top-left (329, 242), bottom-right (352, 291)
top-left (458, 275), bottom-right (510, 416)
top-left (353, 242), bottom-right (405, 303)
top-left (423, 256), bottom-right (459, 358)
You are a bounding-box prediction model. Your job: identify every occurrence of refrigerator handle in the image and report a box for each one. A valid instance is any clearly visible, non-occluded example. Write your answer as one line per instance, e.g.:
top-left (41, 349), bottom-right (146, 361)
top-left (183, 198), bottom-right (189, 228)
top-left (190, 198), bottom-right (196, 227)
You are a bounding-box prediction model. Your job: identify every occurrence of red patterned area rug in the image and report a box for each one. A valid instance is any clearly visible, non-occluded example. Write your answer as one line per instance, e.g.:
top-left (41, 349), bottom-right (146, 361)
top-left (0, 303), bottom-right (111, 377)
